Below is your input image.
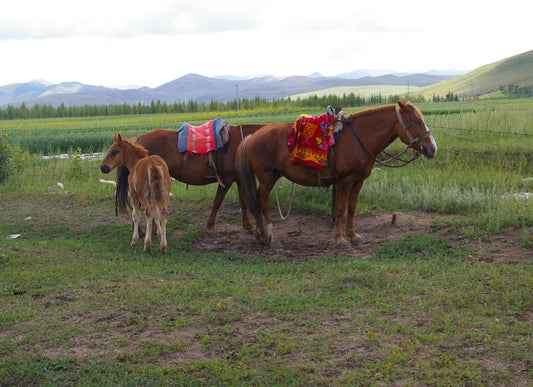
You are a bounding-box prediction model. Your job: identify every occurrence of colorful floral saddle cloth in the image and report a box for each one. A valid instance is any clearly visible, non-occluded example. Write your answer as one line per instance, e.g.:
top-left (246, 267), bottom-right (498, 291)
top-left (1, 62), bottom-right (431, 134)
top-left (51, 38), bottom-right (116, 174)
top-left (287, 106), bottom-right (343, 170)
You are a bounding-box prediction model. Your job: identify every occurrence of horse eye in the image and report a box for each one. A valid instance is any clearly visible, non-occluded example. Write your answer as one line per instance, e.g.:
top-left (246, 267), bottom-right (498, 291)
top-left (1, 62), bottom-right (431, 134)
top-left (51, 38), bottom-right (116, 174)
top-left (110, 149), bottom-right (118, 157)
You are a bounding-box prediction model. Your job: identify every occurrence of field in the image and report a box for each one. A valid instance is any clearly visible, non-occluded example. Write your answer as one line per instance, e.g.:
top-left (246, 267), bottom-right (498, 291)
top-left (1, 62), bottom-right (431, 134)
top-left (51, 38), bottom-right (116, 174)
top-left (1, 100), bottom-right (532, 385)
top-left (289, 85), bottom-right (419, 100)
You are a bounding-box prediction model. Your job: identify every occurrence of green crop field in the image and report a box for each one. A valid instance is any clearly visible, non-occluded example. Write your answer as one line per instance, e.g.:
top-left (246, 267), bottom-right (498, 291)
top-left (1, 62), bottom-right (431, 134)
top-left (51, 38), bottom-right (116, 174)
top-left (0, 99), bottom-right (532, 385)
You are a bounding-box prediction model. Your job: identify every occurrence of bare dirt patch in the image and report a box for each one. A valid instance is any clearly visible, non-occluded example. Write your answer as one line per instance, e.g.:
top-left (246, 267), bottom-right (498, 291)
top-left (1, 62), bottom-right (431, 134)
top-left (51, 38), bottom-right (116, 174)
top-left (185, 203), bottom-right (532, 264)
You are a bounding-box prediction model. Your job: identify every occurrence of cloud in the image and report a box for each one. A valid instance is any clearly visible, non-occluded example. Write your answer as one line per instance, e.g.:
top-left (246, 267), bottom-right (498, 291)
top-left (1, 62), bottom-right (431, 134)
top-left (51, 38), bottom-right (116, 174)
top-left (0, 0), bottom-right (262, 39)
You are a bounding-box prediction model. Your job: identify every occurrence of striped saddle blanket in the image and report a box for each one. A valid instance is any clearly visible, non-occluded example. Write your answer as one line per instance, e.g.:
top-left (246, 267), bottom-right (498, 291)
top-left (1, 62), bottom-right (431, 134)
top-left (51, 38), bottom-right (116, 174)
top-left (177, 118), bottom-right (229, 155)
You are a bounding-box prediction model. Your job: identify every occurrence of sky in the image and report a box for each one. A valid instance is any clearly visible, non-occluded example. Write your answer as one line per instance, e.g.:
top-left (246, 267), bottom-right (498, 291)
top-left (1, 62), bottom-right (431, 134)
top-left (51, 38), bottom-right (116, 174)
top-left (0, 0), bottom-right (531, 88)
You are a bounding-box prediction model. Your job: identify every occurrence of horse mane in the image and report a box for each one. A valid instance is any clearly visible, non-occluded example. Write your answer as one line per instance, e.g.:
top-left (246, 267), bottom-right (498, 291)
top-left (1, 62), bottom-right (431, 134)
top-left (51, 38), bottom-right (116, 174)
top-left (345, 104), bottom-right (396, 121)
top-left (123, 137), bottom-right (149, 160)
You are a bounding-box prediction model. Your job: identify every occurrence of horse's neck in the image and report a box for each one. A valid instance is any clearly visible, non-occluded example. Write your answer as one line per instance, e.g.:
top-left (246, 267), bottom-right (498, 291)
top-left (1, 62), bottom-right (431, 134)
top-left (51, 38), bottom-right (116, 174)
top-left (354, 106), bottom-right (398, 154)
top-left (124, 144), bottom-right (147, 170)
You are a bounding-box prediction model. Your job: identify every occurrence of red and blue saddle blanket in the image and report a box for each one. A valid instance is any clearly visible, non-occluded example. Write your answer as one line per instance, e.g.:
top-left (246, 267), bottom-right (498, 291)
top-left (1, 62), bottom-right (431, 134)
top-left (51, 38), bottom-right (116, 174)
top-left (287, 111), bottom-right (336, 170)
top-left (177, 118), bottom-right (229, 155)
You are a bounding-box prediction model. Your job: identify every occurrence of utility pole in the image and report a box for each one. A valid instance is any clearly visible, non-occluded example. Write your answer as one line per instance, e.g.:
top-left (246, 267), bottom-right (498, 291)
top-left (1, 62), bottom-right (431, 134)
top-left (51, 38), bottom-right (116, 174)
top-left (235, 83), bottom-right (239, 111)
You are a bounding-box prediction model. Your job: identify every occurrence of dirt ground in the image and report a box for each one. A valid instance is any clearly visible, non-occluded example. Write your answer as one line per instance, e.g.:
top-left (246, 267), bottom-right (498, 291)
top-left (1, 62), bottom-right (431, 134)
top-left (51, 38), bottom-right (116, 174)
top-left (179, 203), bottom-right (532, 264)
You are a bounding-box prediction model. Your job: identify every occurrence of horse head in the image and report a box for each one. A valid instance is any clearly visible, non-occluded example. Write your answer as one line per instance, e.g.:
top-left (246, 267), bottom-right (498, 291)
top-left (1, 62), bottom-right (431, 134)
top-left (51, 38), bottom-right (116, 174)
top-left (396, 100), bottom-right (438, 159)
top-left (100, 133), bottom-right (130, 174)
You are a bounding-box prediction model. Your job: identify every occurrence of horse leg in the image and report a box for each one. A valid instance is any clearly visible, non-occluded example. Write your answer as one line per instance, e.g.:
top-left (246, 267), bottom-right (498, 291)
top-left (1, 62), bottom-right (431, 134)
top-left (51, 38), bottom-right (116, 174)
top-left (131, 196), bottom-right (141, 247)
top-left (236, 180), bottom-right (254, 233)
top-left (143, 206), bottom-right (153, 253)
top-left (159, 207), bottom-right (168, 253)
top-left (258, 178), bottom-right (282, 249)
top-left (346, 180), bottom-right (365, 245)
top-left (206, 183), bottom-right (230, 234)
top-left (333, 180), bottom-right (352, 249)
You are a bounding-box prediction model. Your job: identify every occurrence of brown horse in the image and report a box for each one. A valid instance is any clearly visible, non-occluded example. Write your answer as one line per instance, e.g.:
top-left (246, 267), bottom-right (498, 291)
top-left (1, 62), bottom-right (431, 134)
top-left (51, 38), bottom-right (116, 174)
top-left (101, 134), bottom-right (171, 253)
top-left (114, 124), bottom-right (265, 233)
top-left (236, 100), bottom-right (438, 249)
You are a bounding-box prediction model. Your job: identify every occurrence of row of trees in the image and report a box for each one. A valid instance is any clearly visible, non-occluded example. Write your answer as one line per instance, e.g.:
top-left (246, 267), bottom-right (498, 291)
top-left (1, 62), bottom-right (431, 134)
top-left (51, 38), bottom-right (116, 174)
top-left (0, 93), bottom-right (416, 120)
top-left (2, 85), bottom-right (530, 120)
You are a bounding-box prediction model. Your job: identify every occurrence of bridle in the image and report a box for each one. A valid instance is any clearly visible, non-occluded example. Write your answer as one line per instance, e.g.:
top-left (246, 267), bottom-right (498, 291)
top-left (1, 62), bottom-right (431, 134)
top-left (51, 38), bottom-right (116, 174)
top-left (395, 105), bottom-right (433, 148)
top-left (343, 104), bottom-right (431, 168)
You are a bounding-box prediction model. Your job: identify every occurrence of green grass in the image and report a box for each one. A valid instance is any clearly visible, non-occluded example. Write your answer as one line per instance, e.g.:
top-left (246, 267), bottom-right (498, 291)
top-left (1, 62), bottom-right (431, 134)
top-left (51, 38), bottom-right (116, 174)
top-left (0, 101), bottom-right (532, 385)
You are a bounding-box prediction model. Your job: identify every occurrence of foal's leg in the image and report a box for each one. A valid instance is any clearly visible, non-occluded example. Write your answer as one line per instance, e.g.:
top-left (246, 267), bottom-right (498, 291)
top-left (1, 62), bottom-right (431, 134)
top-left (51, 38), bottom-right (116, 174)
top-left (131, 194), bottom-right (141, 247)
top-left (346, 180), bottom-right (365, 245)
top-left (143, 206), bottom-right (153, 253)
top-left (159, 207), bottom-right (168, 253)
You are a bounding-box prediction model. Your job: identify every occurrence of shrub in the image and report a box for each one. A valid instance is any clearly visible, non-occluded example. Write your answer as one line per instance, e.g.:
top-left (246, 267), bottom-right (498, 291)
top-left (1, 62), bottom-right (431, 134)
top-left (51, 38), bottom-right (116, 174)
top-left (0, 131), bottom-right (27, 184)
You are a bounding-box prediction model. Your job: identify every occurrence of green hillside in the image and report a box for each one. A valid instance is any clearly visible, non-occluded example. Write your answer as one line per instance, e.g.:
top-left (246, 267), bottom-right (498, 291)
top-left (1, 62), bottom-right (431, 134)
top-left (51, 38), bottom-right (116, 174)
top-left (416, 50), bottom-right (533, 98)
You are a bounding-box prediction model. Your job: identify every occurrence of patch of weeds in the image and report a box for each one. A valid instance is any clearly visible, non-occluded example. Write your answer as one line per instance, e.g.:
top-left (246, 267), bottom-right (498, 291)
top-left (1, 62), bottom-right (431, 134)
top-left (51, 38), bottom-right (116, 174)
top-left (374, 235), bottom-right (451, 260)
top-left (519, 228), bottom-right (533, 247)
top-left (69, 147), bottom-right (83, 179)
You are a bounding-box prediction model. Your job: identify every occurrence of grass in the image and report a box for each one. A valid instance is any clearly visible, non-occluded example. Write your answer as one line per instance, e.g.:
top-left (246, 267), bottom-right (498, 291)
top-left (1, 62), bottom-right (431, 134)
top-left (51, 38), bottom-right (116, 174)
top-left (0, 195), bottom-right (530, 385)
top-left (0, 101), bottom-right (532, 385)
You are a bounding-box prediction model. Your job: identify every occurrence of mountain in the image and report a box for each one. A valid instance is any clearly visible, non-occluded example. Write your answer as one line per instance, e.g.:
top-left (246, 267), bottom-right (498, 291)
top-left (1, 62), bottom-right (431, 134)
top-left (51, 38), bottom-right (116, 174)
top-left (416, 50), bottom-right (533, 97)
top-left (335, 69), bottom-right (397, 79)
top-left (0, 72), bottom-right (456, 108)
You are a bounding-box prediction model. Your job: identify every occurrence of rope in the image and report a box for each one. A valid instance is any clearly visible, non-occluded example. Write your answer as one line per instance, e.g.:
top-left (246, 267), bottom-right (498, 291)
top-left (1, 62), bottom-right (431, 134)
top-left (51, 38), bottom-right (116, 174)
top-left (274, 181), bottom-right (295, 220)
top-left (429, 124), bottom-right (533, 153)
top-left (431, 125), bottom-right (533, 137)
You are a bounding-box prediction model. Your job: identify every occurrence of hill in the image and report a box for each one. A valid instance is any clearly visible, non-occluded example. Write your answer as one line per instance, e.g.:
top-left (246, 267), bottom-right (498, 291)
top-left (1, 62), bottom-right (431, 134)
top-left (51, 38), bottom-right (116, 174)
top-left (416, 50), bottom-right (533, 98)
top-left (0, 72), bottom-right (454, 108)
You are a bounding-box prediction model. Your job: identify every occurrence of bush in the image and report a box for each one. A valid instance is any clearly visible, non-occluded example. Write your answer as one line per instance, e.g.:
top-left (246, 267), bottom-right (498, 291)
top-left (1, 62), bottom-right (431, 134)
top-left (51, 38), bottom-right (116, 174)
top-left (0, 131), bottom-right (27, 184)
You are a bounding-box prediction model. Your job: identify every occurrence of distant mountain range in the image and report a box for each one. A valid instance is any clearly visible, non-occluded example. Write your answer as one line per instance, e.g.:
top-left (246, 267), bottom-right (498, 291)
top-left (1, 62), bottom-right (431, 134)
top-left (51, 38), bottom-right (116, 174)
top-left (0, 71), bottom-right (460, 108)
top-left (2, 49), bottom-right (530, 109)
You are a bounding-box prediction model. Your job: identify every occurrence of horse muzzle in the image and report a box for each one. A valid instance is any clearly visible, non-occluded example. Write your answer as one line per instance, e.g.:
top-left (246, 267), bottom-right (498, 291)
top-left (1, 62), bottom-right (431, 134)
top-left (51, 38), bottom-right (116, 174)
top-left (100, 164), bottom-right (111, 174)
top-left (421, 134), bottom-right (438, 159)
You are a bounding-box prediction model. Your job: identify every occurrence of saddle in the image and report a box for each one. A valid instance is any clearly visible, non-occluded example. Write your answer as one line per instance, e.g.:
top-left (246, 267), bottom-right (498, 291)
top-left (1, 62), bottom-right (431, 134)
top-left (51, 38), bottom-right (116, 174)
top-left (177, 117), bottom-right (229, 155)
top-left (176, 116), bottom-right (230, 187)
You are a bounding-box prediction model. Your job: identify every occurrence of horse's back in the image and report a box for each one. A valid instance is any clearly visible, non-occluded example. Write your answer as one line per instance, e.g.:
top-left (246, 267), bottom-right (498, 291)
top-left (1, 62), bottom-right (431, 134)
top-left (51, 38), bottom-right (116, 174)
top-left (246, 122), bottom-right (291, 161)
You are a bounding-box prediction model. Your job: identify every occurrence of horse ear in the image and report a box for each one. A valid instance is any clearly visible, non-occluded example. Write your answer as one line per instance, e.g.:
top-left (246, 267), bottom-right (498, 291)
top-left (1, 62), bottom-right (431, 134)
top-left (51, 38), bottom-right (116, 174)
top-left (113, 133), bottom-right (123, 143)
top-left (398, 100), bottom-right (407, 110)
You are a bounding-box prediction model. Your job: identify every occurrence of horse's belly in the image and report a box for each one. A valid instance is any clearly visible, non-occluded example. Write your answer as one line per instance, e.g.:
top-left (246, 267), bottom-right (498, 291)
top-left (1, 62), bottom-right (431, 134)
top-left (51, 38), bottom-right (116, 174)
top-left (281, 166), bottom-right (334, 187)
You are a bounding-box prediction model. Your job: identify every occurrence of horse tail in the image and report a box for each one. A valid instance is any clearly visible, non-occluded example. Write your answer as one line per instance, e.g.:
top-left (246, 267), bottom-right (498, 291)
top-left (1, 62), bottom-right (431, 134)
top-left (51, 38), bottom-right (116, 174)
top-left (236, 135), bottom-right (260, 218)
top-left (147, 158), bottom-right (170, 217)
top-left (115, 165), bottom-right (131, 215)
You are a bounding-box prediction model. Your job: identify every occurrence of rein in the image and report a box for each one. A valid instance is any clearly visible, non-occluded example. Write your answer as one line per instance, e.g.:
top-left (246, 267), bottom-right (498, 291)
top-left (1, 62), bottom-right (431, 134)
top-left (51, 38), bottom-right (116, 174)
top-left (342, 106), bottom-right (428, 168)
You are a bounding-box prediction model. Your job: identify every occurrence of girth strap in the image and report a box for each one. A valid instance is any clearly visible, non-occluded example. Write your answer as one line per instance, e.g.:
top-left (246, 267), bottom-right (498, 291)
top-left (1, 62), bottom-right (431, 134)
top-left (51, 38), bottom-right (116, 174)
top-left (207, 152), bottom-right (225, 188)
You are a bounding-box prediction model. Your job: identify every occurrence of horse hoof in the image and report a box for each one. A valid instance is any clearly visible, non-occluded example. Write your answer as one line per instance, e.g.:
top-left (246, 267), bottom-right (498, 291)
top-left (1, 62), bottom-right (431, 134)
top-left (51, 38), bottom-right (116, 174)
top-left (244, 225), bottom-right (255, 235)
top-left (270, 240), bottom-right (283, 250)
top-left (335, 238), bottom-right (351, 250)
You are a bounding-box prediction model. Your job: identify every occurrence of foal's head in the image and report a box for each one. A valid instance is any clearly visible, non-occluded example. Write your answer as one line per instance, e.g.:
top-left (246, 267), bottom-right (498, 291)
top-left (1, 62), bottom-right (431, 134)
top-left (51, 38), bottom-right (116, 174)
top-left (100, 133), bottom-right (148, 174)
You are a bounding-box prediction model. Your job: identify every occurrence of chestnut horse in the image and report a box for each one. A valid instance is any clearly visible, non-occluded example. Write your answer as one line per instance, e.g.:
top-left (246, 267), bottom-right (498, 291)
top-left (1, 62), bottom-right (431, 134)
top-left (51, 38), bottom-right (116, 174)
top-left (236, 100), bottom-right (438, 249)
top-left (101, 134), bottom-right (171, 253)
top-left (114, 124), bottom-right (265, 233)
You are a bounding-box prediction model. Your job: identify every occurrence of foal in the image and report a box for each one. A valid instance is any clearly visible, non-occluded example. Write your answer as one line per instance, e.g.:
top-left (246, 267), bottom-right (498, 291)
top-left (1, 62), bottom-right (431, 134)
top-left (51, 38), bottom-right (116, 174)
top-left (101, 134), bottom-right (171, 253)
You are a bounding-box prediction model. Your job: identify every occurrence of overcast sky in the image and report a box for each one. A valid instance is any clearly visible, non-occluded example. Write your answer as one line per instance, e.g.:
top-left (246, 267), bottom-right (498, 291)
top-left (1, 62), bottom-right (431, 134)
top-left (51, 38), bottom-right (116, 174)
top-left (1, 0), bottom-right (531, 88)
